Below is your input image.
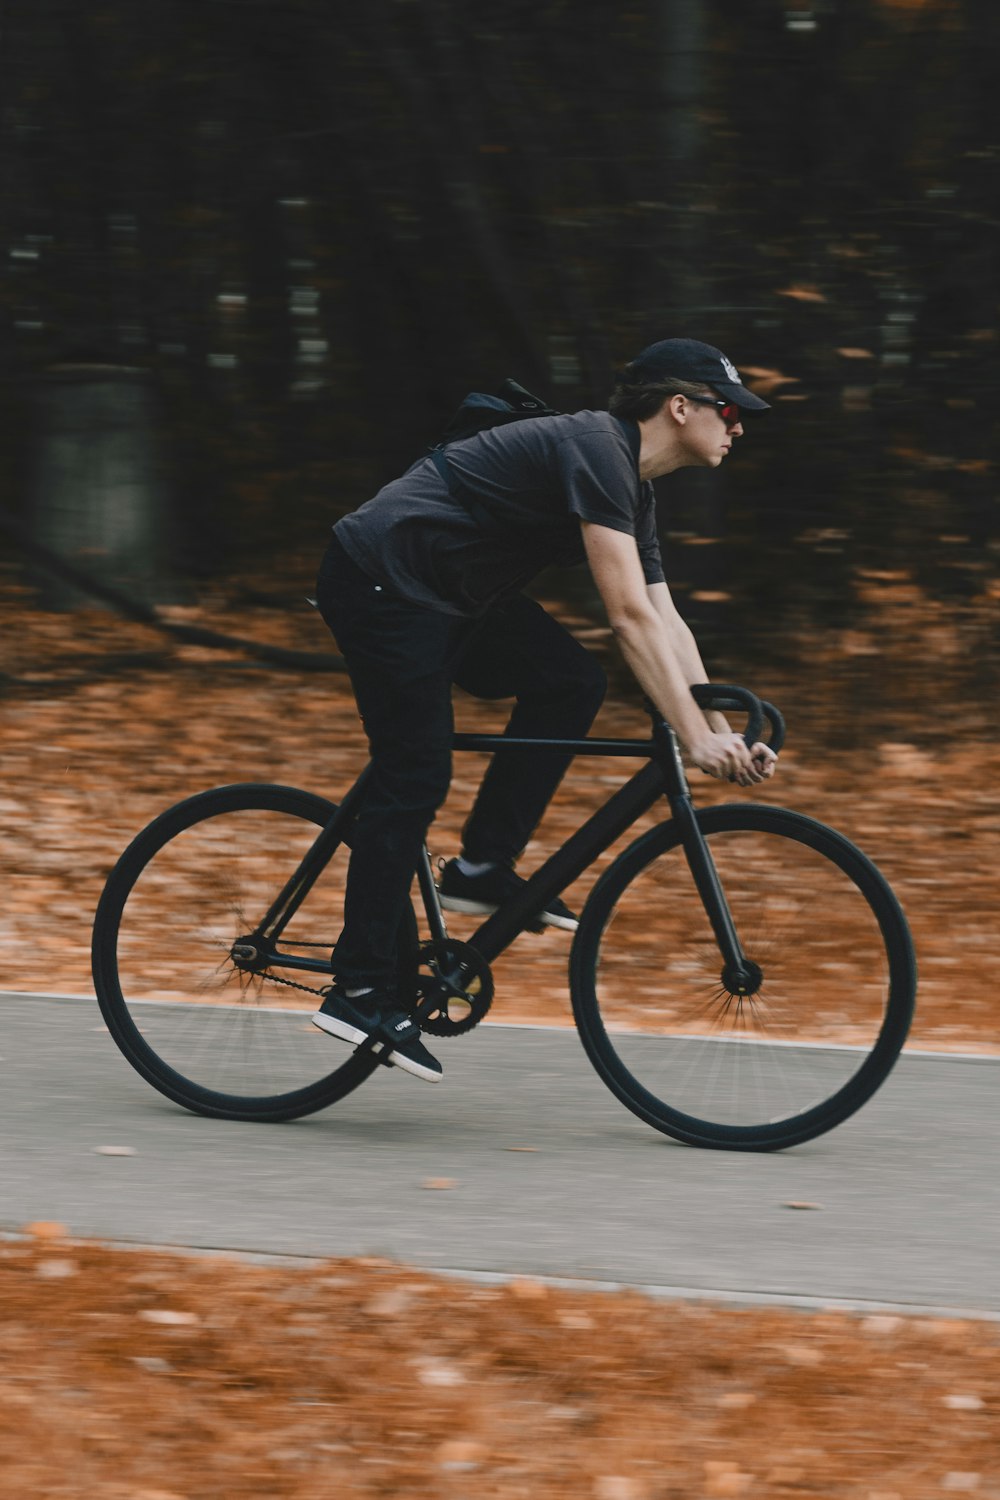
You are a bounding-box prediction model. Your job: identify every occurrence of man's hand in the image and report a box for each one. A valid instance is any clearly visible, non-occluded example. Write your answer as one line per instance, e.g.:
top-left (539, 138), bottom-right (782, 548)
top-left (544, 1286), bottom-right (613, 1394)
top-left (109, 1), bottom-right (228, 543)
top-left (690, 732), bottom-right (777, 786)
top-left (748, 741), bottom-right (778, 782)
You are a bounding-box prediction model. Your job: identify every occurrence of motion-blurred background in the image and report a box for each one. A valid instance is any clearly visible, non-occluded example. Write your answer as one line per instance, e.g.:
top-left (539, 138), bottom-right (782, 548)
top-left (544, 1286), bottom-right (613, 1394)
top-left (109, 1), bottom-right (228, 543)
top-left (0, 2), bottom-right (996, 1080)
top-left (2, 0), bottom-right (997, 686)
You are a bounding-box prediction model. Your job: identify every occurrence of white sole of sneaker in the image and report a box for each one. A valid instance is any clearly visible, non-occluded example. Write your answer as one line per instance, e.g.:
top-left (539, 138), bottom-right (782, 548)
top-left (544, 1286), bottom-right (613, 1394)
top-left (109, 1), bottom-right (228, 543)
top-left (439, 894), bottom-right (577, 932)
top-left (388, 1052), bottom-right (443, 1084)
top-left (312, 1012), bottom-right (443, 1083)
top-left (438, 894), bottom-right (496, 915)
top-left (312, 1012), bottom-right (367, 1045)
top-left (543, 912), bottom-right (579, 932)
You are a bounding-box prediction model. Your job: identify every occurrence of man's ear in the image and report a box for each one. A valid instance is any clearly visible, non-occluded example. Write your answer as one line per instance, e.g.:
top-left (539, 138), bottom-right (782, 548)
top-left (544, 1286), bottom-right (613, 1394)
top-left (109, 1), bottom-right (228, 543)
top-left (665, 393), bottom-right (687, 425)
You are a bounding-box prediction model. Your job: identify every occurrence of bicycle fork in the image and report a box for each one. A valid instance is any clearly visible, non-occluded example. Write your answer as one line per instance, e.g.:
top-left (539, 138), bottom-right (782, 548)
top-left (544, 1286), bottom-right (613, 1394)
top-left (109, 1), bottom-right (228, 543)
top-left (656, 725), bottom-right (762, 998)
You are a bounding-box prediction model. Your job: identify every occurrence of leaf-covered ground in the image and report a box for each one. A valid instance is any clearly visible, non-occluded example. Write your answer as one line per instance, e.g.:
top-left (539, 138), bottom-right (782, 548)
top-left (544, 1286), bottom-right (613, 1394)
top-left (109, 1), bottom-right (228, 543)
top-left (2, 577), bottom-right (998, 1494)
top-left (2, 1230), bottom-right (998, 1500)
top-left (1, 576), bottom-right (996, 1050)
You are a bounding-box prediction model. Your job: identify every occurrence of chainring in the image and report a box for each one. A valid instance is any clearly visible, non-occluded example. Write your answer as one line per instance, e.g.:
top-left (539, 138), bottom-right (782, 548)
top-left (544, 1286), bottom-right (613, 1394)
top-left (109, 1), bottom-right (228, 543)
top-left (410, 939), bottom-right (494, 1037)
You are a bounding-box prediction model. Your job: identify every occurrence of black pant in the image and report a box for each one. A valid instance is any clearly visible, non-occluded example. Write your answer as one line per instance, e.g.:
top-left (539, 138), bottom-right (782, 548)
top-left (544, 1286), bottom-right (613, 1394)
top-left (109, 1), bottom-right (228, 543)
top-left (316, 536), bottom-right (606, 988)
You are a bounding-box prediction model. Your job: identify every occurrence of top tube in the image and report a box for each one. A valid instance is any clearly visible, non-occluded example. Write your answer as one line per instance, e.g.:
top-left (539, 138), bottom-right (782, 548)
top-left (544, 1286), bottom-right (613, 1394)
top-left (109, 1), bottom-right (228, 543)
top-left (452, 688), bottom-right (784, 758)
top-left (451, 732), bottom-right (658, 758)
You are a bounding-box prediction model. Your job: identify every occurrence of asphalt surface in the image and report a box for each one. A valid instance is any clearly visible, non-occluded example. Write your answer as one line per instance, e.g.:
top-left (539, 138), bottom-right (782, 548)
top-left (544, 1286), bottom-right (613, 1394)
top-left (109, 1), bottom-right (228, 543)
top-left (2, 992), bottom-right (998, 1314)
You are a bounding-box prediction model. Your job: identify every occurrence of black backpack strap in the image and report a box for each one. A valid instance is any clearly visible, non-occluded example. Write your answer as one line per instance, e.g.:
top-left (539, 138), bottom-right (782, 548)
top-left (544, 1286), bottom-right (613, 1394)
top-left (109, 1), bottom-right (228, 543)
top-left (427, 378), bottom-right (558, 537)
top-left (429, 446), bottom-right (451, 487)
top-left (429, 447), bottom-right (502, 535)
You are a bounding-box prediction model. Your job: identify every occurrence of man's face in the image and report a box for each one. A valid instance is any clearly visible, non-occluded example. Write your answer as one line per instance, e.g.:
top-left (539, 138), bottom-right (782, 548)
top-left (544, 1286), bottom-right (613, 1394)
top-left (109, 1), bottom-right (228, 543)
top-left (682, 390), bottom-right (745, 468)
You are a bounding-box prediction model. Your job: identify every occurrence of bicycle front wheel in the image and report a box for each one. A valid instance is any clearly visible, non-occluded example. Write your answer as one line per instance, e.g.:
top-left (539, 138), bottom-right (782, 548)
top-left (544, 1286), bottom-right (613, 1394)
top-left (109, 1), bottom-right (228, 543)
top-left (92, 783), bottom-right (418, 1121)
top-left (570, 804), bottom-right (916, 1150)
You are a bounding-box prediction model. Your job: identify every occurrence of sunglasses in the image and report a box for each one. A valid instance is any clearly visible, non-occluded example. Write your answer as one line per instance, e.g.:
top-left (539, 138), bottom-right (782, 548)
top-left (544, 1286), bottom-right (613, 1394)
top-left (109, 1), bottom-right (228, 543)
top-left (687, 395), bottom-right (743, 427)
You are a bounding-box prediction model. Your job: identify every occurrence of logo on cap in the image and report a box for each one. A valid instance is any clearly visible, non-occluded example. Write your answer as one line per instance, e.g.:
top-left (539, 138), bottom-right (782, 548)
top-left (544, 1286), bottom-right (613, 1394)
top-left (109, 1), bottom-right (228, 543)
top-left (721, 356), bottom-right (740, 383)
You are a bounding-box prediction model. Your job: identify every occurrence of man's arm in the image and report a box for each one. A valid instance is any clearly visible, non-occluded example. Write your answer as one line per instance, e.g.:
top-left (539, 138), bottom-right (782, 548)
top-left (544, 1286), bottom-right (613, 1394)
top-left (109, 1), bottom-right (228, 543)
top-left (581, 522), bottom-right (774, 785)
top-left (645, 581), bottom-right (730, 733)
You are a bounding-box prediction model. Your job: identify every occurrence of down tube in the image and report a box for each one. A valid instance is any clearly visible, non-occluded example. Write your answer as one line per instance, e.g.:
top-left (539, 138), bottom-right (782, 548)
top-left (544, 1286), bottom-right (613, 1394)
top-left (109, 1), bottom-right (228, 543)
top-left (466, 758), bottom-right (669, 961)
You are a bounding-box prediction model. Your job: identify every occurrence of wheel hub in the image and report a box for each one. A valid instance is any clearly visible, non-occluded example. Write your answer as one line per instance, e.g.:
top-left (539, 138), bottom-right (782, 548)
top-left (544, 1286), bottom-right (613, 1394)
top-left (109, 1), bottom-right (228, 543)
top-left (231, 936), bottom-right (269, 974)
top-left (720, 958), bottom-right (763, 998)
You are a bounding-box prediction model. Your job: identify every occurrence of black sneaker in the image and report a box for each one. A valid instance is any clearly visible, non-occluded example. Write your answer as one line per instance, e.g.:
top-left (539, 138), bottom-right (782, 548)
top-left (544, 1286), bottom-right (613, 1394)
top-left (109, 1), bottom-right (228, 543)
top-left (312, 987), bottom-right (443, 1084)
top-left (437, 859), bottom-right (578, 932)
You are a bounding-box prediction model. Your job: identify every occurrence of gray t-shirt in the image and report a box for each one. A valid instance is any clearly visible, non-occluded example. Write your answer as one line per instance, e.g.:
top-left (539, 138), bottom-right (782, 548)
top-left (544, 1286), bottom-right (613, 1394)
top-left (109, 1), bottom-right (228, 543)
top-left (334, 409), bottom-right (665, 616)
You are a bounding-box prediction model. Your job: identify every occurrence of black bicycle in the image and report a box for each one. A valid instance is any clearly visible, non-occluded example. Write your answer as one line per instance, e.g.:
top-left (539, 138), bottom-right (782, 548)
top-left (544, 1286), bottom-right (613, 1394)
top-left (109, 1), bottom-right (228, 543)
top-left (91, 685), bottom-right (916, 1150)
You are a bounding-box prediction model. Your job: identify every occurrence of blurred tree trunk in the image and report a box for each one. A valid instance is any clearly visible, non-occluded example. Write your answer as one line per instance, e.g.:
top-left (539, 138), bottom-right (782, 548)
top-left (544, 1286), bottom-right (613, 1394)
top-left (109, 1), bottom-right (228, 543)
top-left (29, 363), bottom-right (172, 608)
top-left (655, 0), bottom-right (727, 601)
top-left (657, 0), bottom-right (707, 318)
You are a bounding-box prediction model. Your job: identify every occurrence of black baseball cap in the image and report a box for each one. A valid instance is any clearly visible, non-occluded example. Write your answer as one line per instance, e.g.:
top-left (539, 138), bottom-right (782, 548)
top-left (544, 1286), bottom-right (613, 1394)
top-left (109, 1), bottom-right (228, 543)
top-left (628, 338), bottom-right (770, 413)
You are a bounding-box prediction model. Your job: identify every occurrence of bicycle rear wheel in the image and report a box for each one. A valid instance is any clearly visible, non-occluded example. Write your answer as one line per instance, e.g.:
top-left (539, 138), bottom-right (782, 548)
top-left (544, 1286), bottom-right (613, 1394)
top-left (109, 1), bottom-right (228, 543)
top-left (570, 804), bottom-right (916, 1150)
top-left (92, 782), bottom-right (418, 1121)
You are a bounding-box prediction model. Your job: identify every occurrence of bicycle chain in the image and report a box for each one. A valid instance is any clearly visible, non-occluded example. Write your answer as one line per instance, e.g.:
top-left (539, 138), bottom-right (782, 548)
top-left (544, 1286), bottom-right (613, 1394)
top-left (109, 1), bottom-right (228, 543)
top-left (241, 942), bottom-right (492, 1026)
top-left (230, 937), bottom-right (331, 1001)
top-left (245, 967), bottom-right (330, 1001)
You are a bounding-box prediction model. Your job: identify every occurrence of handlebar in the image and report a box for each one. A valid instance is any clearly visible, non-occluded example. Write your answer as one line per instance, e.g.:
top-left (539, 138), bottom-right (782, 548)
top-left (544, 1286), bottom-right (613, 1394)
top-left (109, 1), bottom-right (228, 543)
top-left (688, 684), bottom-right (786, 755)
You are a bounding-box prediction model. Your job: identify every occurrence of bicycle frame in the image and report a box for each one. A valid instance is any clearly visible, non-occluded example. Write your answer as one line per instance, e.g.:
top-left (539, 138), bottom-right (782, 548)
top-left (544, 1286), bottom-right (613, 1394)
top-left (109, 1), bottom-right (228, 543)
top-left (95, 681), bottom-right (916, 1146)
top-left (248, 717), bottom-right (758, 990)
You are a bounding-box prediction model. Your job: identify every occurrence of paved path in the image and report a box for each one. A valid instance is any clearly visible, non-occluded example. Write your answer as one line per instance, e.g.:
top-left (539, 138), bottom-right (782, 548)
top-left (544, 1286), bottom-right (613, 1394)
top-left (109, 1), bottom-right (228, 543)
top-left (2, 993), bottom-right (997, 1314)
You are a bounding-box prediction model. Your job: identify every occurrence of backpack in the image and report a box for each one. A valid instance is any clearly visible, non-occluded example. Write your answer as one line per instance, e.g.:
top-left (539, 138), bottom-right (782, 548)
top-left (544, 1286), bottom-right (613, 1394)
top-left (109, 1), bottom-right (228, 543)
top-left (428, 379), bottom-right (559, 533)
top-left (433, 378), bottom-right (560, 448)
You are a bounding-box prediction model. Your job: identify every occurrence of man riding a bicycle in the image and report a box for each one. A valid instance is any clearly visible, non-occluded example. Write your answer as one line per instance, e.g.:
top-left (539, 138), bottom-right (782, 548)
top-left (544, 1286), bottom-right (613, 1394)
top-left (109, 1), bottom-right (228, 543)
top-left (313, 338), bottom-right (778, 1082)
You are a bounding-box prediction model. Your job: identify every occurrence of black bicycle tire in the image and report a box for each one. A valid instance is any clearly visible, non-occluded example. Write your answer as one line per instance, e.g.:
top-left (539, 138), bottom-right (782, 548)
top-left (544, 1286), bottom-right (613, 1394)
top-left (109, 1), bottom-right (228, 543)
top-left (569, 803), bottom-right (917, 1151)
top-left (92, 782), bottom-right (417, 1122)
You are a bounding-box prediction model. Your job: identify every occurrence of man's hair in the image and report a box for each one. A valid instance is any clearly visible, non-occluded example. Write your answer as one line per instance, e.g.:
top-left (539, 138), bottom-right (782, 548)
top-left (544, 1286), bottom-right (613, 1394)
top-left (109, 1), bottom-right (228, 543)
top-left (608, 372), bottom-right (715, 422)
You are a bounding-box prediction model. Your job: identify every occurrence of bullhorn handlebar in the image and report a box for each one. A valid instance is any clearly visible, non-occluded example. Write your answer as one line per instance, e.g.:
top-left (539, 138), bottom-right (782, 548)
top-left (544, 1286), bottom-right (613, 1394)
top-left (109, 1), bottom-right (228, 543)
top-left (688, 684), bottom-right (786, 755)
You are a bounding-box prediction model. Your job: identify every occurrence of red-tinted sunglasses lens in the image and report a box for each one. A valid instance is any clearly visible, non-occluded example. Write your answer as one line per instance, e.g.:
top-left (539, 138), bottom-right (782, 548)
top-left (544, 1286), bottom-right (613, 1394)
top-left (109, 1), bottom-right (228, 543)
top-left (720, 403), bottom-right (741, 425)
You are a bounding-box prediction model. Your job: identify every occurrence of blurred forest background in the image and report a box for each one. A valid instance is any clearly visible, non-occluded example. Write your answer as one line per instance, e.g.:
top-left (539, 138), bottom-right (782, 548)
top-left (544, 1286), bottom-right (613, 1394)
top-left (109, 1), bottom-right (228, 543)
top-left (0, 0), bottom-right (997, 711)
top-left (1, 0), bottom-right (999, 1038)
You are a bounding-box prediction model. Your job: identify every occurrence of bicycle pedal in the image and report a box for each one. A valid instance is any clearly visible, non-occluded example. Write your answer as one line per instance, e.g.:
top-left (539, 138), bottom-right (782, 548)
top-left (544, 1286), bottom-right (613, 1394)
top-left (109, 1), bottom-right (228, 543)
top-left (355, 1030), bottom-right (397, 1068)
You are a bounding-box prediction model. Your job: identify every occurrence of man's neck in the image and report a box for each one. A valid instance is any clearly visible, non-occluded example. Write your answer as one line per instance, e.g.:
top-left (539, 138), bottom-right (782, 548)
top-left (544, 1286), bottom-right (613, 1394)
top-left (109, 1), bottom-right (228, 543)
top-left (637, 413), bottom-right (686, 480)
